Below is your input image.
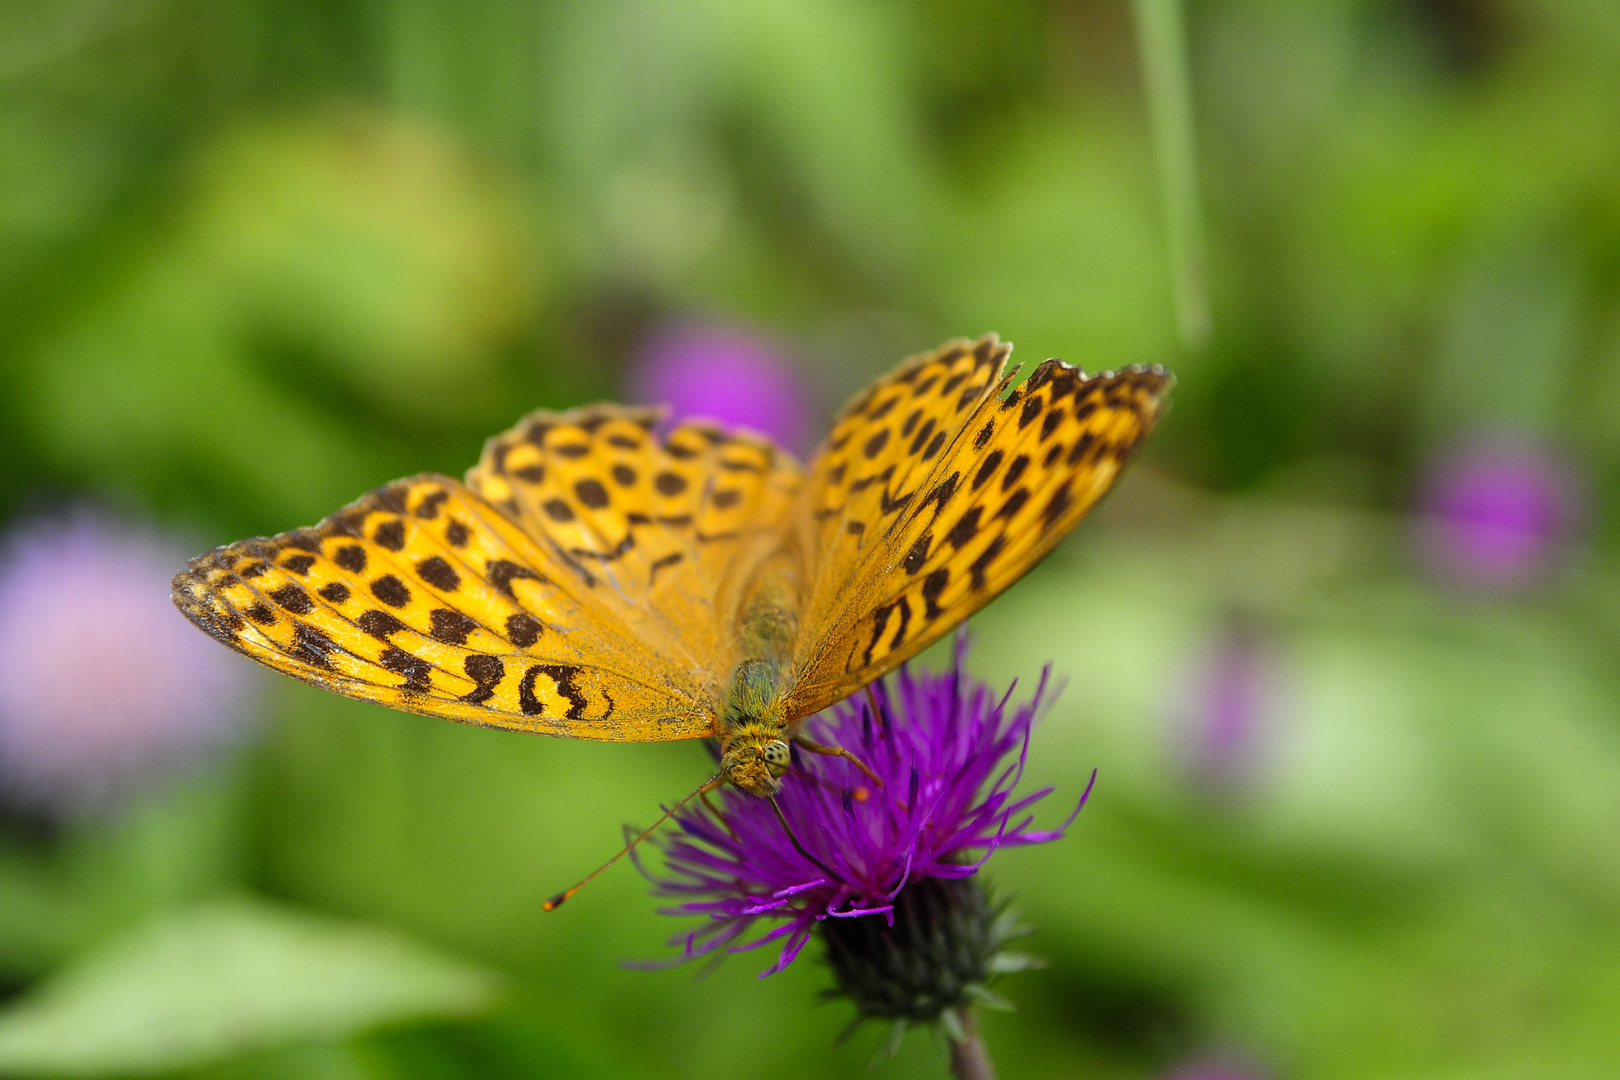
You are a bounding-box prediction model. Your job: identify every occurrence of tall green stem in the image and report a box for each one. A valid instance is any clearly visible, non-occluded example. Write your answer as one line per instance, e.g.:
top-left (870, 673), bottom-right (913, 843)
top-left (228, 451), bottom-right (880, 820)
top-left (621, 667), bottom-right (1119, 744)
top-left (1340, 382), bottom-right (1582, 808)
top-left (947, 1008), bottom-right (996, 1080)
top-left (1132, 0), bottom-right (1211, 350)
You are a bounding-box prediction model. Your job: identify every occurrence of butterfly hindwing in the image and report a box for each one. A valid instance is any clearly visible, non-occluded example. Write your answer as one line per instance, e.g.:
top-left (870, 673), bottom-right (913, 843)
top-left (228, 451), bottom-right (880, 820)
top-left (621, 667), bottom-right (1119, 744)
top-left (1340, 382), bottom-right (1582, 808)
top-left (172, 474), bottom-right (715, 741)
top-left (784, 347), bottom-right (1172, 718)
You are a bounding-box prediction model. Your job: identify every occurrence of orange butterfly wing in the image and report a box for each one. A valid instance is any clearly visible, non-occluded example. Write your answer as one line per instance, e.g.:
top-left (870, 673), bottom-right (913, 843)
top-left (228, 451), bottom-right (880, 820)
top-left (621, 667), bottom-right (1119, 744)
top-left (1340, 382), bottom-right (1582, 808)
top-left (783, 335), bottom-right (1171, 718)
top-left (173, 403), bottom-right (802, 741)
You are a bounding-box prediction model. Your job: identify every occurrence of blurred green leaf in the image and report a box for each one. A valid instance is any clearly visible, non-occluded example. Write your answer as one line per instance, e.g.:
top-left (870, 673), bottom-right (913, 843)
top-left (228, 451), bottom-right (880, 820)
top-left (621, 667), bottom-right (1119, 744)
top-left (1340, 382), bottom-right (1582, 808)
top-left (0, 896), bottom-right (503, 1077)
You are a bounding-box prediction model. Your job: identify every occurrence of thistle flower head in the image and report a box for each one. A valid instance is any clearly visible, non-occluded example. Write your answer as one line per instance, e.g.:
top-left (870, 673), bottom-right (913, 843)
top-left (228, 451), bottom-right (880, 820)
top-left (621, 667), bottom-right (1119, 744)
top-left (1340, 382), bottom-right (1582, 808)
top-left (0, 510), bottom-right (258, 818)
top-left (1416, 432), bottom-right (1583, 592)
top-left (644, 633), bottom-right (1084, 980)
top-left (626, 322), bottom-right (814, 455)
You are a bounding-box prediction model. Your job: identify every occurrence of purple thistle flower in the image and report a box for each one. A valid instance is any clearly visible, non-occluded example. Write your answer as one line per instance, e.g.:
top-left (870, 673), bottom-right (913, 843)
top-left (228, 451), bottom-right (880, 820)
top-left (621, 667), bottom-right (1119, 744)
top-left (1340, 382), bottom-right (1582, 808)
top-left (0, 510), bottom-right (259, 817)
top-left (1168, 616), bottom-right (1288, 794)
top-left (1415, 432), bottom-right (1584, 593)
top-left (626, 322), bottom-right (815, 456)
top-left (643, 632), bottom-right (1085, 978)
top-left (1163, 1058), bottom-right (1268, 1080)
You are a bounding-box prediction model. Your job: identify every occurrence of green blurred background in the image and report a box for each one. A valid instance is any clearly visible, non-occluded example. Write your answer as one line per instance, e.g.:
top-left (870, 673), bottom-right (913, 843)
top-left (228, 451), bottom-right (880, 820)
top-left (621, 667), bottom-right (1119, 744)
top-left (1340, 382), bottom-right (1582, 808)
top-left (2, 1), bottom-right (1619, 1077)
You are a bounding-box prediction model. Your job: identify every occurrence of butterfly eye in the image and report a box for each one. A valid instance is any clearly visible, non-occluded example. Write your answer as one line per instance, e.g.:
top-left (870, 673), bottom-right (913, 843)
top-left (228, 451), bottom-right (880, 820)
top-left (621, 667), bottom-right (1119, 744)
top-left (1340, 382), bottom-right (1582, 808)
top-left (762, 740), bottom-right (791, 769)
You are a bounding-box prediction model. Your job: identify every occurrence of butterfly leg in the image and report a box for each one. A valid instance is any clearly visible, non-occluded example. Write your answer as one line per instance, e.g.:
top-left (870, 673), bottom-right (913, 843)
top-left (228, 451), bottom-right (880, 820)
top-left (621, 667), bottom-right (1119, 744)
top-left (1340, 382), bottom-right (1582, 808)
top-left (792, 734), bottom-right (884, 788)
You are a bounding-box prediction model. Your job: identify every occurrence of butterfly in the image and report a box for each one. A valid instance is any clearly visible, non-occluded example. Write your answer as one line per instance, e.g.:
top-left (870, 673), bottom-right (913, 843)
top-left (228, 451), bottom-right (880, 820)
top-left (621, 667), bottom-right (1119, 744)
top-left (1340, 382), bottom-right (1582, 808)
top-left (173, 334), bottom-right (1170, 902)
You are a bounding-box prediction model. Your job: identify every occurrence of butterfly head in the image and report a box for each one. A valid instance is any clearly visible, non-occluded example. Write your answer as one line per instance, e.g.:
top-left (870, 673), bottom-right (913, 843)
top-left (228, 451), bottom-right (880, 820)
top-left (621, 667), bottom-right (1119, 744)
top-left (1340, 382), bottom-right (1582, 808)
top-left (720, 726), bottom-right (792, 798)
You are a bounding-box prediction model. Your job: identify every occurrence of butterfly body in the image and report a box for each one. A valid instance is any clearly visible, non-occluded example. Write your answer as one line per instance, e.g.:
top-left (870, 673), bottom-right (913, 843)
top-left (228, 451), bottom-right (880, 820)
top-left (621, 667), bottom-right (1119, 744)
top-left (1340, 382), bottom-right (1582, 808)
top-left (174, 335), bottom-right (1171, 802)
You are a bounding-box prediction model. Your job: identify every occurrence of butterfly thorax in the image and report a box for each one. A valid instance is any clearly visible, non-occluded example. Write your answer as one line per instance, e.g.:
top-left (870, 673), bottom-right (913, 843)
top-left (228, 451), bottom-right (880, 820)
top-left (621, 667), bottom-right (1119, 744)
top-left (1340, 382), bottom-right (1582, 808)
top-left (717, 555), bottom-right (800, 797)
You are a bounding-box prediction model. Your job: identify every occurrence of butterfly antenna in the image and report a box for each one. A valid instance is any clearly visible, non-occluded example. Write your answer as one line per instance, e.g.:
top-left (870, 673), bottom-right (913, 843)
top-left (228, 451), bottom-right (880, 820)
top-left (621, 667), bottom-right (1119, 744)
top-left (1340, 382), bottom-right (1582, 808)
top-left (543, 772), bottom-right (725, 911)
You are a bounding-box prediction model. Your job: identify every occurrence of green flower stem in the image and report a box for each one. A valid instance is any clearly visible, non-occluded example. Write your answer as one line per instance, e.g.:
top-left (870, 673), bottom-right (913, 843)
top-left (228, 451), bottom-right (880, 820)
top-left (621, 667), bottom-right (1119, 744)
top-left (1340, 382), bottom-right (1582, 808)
top-left (1132, 0), bottom-right (1211, 350)
top-left (946, 1016), bottom-right (991, 1080)
top-left (947, 1008), bottom-right (996, 1080)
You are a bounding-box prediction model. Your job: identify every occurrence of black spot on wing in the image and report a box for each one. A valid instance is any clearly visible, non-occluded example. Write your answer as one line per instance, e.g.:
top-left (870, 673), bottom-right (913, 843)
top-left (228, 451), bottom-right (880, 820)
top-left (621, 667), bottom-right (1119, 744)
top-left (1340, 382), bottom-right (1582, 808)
top-left (334, 545), bottom-right (368, 573)
top-left (946, 507), bottom-right (981, 550)
top-left (569, 533), bottom-right (635, 562)
top-left (505, 612), bottom-right (543, 647)
top-left (915, 472), bottom-right (959, 522)
top-left (414, 490), bottom-right (449, 519)
top-left (461, 654), bottom-right (504, 704)
top-left (416, 556), bottom-right (460, 591)
top-left (648, 553), bottom-right (683, 587)
top-left (288, 623), bottom-right (339, 669)
top-left (903, 533), bottom-right (932, 574)
top-left (269, 584), bottom-right (314, 615)
top-left (1017, 396), bottom-right (1043, 430)
top-left (908, 418), bottom-right (936, 456)
top-left (358, 610), bottom-right (408, 640)
top-left (862, 598), bottom-right (913, 668)
top-left (487, 560), bottom-right (544, 598)
top-left (318, 582), bottom-right (350, 604)
top-left (1042, 485), bottom-right (1075, 528)
top-left (972, 451), bottom-right (1002, 492)
top-left (280, 554), bottom-right (316, 576)
top-left (995, 488), bottom-right (1030, 521)
top-left (520, 663), bottom-right (588, 718)
top-left (379, 646), bottom-right (431, 691)
top-left (969, 535), bottom-right (1007, 590)
top-left (1001, 455), bottom-right (1029, 492)
top-left (373, 520), bottom-right (406, 551)
top-left (922, 568), bottom-right (950, 618)
top-left (429, 608), bottom-right (478, 645)
top-left (371, 575), bottom-right (411, 608)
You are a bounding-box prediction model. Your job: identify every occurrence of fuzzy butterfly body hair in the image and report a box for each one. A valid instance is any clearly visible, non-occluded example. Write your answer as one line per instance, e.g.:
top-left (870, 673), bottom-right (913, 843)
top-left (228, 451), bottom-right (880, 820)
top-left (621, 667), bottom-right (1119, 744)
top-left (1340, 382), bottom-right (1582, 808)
top-left (173, 335), bottom-right (1170, 801)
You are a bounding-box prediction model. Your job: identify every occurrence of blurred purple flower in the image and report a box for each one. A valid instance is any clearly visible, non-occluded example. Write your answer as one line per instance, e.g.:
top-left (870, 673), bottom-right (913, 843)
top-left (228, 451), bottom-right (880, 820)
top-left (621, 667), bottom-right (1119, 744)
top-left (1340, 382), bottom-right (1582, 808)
top-left (643, 633), bottom-right (1084, 977)
top-left (627, 322), bottom-right (815, 456)
top-left (0, 511), bottom-right (257, 817)
top-left (1169, 617), bottom-right (1286, 793)
top-left (1164, 1062), bottom-right (1265, 1080)
top-left (1416, 433), bottom-right (1583, 592)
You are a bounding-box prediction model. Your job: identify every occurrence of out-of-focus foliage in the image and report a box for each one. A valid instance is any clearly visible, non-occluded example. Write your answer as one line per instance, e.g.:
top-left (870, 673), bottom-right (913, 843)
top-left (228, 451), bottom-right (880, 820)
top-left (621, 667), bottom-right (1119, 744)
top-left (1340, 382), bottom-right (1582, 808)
top-left (1, 1), bottom-right (1619, 1078)
top-left (0, 898), bottom-right (502, 1076)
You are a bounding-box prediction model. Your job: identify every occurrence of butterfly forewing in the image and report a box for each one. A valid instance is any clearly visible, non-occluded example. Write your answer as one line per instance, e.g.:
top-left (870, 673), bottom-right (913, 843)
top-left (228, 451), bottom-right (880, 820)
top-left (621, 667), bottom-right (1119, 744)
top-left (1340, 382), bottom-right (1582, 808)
top-left (465, 403), bottom-right (804, 680)
top-left (783, 343), bottom-right (1171, 718)
top-left (172, 475), bottom-right (715, 740)
top-left (793, 336), bottom-right (1008, 637)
